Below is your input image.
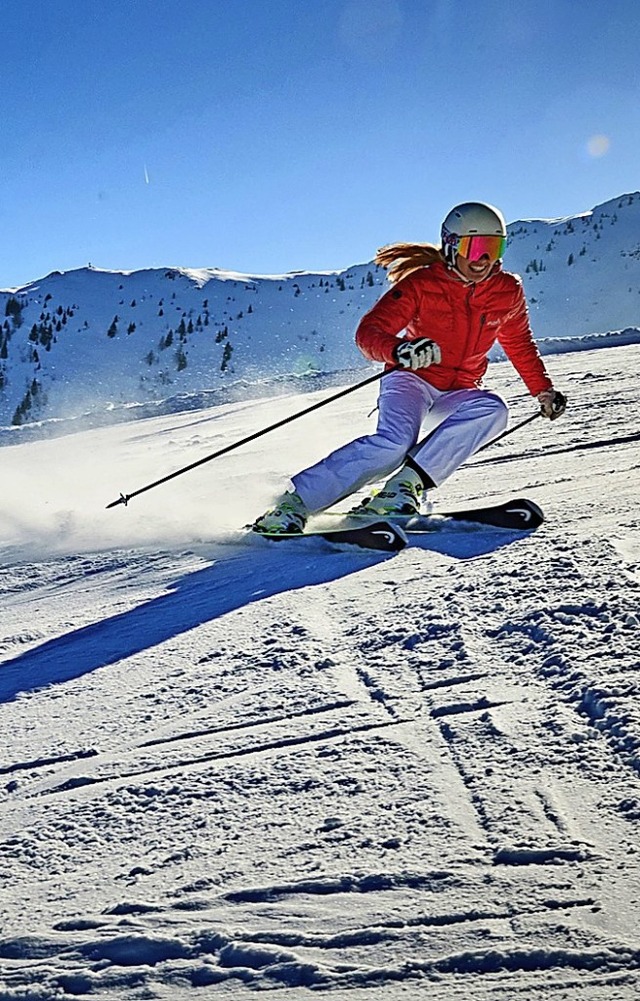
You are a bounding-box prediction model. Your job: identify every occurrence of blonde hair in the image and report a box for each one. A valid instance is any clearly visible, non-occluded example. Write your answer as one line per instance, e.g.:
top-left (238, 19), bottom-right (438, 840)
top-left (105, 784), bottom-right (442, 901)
top-left (375, 242), bottom-right (444, 284)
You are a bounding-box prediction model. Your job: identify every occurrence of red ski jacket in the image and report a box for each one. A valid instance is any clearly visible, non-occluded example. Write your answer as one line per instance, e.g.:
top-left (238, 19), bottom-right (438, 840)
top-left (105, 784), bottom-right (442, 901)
top-left (355, 259), bottom-right (552, 396)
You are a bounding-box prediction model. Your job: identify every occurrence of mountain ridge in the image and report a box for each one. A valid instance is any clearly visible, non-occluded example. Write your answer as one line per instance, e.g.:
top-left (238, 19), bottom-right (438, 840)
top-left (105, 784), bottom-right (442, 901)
top-left (1, 191), bottom-right (639, 427)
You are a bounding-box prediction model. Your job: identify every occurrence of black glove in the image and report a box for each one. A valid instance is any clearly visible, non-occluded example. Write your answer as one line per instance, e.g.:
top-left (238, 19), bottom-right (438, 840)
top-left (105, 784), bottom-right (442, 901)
top-left (537, 389), bottom-right (567, 420)
top-left (394, 337), bottom-right (442, 371)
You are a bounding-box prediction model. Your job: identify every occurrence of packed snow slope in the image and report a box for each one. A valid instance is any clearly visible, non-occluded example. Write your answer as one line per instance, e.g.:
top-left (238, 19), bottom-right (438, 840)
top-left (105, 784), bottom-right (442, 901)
top-left (0, 192), bottom-right (639, 427)
top-left (1, 342), bottom-right (640, 1000)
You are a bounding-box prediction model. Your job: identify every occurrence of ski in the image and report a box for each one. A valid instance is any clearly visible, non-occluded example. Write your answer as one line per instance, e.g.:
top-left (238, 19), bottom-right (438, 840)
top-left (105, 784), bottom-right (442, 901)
top-left (250, 499), bottom-right (542, 552)
top-left (336, 496), bottom-right (544, 532)
top-left (405, 497), bottom-right (544, 532)
top-left (253, 520), bottom-right (407, 552)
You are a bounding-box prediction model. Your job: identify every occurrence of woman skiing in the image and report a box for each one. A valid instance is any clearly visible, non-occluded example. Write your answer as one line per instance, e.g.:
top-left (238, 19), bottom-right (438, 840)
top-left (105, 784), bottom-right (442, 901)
top-left (253, 201), bottom-right (566, 535)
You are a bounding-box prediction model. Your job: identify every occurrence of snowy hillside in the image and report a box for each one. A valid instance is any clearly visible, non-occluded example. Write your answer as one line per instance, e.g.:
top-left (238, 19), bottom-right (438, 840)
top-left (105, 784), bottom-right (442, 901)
top-left (1, 192), bottom-right (639, 428)
top-left (506, 193), bottom-right (640, 339)
top-left (1, 341), bottom-right (640, 999)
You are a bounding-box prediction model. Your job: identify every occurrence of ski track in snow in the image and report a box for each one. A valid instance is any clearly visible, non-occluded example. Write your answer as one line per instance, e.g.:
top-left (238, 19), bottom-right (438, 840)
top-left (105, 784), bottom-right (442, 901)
top-left (0, 346), bottom-right (639, 999)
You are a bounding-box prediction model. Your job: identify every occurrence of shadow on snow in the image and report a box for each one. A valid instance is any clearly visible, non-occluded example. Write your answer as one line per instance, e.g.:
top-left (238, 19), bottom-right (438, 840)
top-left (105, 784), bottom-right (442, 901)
top-left (0, 528), bottom-right (525, 703)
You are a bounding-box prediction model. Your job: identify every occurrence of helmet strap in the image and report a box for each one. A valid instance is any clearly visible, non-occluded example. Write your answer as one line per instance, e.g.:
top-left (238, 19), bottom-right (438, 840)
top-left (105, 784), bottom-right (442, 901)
top-left (442, 243), bottom-right (457, 266)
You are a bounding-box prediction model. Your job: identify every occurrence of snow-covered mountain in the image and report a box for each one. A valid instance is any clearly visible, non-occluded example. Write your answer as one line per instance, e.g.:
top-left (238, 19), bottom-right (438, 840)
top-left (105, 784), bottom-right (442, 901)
top-left (1, 192), bottom-right (639, 428)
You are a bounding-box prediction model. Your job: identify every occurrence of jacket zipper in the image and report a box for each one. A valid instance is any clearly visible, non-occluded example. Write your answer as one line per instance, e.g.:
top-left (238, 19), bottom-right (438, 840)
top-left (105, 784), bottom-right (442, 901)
top-left (465, 284), bottom-right (475, 356)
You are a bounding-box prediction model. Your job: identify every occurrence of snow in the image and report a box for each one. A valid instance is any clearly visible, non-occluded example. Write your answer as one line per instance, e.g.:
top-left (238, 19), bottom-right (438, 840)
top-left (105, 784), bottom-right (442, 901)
top-left (1, 337), bottom-right (640, 999)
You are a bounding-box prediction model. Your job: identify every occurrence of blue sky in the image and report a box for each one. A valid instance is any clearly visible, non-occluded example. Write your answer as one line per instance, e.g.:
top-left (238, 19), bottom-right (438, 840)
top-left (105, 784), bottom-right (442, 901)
top-left (2, 0), bottom-right (639, 288)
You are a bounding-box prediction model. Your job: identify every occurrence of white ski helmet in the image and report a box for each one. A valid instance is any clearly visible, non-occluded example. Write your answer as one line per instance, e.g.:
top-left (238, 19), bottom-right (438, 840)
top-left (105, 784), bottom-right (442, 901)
top-left (441, 202), bottom-right (507, 265)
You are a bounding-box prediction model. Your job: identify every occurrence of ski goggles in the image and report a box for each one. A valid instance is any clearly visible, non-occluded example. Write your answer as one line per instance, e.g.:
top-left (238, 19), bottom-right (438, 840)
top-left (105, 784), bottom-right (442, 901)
top-left (455, 234), bottom-right (507, 262)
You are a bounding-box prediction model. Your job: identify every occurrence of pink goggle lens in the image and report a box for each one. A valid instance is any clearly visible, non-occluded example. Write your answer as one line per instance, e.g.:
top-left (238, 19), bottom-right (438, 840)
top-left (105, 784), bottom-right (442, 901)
top-left (456, 234), bottom-right (507, 262)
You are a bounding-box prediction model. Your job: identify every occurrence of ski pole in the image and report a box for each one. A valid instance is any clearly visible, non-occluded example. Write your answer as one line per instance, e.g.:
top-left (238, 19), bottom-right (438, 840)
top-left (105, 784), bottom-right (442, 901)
top-left (476, 409), bottom-right (541, 452)
top-left (106, 366), bottom-right (399, 509)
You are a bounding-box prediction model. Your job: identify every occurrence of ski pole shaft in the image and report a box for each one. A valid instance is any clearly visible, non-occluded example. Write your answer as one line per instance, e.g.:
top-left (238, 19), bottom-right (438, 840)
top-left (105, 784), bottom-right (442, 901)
top-left (476, 409), bottom-right (541, 452)
top-left (106, 366), bottom-right (398, 509)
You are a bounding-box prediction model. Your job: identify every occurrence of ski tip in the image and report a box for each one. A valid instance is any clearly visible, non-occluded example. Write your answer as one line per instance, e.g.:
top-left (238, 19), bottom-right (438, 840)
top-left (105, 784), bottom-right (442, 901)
top-left (358, 520), bottom-right (408, 551)
top-left (505, 498), bottom-right (545, 528)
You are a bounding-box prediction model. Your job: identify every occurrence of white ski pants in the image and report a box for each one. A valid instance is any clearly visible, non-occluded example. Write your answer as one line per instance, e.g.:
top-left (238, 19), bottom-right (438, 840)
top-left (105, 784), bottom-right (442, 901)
top-left (292, 370), bottom-right (508, 513)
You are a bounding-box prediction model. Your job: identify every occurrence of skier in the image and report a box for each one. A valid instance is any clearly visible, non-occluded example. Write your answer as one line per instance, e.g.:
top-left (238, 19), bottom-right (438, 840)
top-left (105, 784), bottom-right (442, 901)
top-left (253, 201), bottom-right (566, 535)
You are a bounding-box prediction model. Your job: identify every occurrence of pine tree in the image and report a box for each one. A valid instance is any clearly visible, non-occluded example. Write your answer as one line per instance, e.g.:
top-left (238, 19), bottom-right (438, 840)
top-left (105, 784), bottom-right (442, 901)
top-left (4, 297), bottom-right (23, 326)
top-left (221, 341), bottom-right (233, 371)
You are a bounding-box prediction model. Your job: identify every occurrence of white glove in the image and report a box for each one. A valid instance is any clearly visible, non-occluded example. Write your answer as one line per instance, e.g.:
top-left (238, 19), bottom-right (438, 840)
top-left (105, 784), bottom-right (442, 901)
top-left (394, 337), bottom-right (442, 371)
top-left (538, 389), bottom-right (567, 420)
